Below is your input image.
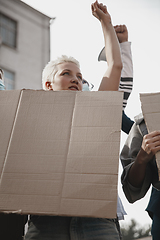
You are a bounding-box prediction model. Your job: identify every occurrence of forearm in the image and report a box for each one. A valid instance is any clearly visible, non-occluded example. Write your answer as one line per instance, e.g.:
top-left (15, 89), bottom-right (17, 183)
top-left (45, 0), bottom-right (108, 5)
top-left (129, 130), bottom-right (160, 187)
top-left (91, 1), bottom-right (122, 91)
top-left (102, 21), bottom-right (122, 67)
top-left (127, 148), bottom-right (148, 187)
top-left (98, 21), bottom-right (122, 91)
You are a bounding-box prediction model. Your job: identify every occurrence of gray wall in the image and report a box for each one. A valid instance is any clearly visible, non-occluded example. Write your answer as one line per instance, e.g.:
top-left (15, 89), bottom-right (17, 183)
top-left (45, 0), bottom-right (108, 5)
top-left (0, 0), bottom-right (51, 89)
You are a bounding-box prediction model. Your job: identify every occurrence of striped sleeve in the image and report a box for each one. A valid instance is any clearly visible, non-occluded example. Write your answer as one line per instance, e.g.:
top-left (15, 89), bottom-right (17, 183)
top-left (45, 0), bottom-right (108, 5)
top-left (0, 69), bottom-right (5, 90)
top-left (0, 80), bottom-right (5, 90)
top-left (119, 42), bottom-right (133, 109)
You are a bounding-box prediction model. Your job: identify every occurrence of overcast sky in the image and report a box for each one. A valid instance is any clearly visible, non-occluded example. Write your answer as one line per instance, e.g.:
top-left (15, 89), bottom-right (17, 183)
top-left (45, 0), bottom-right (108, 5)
top-left (22, 0), bottom-right (160, 228)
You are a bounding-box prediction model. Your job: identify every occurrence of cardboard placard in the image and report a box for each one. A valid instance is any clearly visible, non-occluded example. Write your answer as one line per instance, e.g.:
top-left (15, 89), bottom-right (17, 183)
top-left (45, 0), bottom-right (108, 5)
top-left (0, 90), bottom-right (123, 218)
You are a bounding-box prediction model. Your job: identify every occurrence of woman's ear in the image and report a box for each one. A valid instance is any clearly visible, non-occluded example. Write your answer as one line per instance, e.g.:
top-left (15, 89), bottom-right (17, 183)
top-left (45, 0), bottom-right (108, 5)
top-left (45, 81), bottom-right (53, 90)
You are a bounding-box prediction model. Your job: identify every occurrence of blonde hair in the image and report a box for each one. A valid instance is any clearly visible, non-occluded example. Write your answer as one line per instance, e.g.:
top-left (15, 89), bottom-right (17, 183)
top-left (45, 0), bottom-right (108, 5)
top-left (42, 55), bottom-right (80, 90)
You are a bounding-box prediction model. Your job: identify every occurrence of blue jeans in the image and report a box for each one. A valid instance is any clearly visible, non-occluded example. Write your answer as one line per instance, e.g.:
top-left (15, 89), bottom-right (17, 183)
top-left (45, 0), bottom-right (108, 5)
top-left (24, 216), bottom-right (120, 240)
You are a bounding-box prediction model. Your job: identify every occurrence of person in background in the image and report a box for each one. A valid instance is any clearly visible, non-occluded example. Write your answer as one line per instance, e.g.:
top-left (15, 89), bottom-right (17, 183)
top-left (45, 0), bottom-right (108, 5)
top-left (118, 27), bottom-right (160, 239)
top-left (25, 1), bottom-right (123, 239)
top-left (120, 112), bottom-right (160, 239)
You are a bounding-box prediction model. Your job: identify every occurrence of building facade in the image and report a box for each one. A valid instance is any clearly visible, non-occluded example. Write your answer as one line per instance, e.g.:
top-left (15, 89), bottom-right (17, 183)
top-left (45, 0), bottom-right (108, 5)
top-left (0, 0), bottom-right (51, 90)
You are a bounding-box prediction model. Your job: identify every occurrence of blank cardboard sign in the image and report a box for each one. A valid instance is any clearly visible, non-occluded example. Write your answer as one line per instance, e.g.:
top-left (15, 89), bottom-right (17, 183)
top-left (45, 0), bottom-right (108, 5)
top-left (0, 90), bottom-right (123, 218)
top-left (140, 92), bottom-right (160, 177)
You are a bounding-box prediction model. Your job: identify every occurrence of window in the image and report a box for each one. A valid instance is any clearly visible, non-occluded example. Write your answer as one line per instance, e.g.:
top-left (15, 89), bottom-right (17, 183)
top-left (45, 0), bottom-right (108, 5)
top-left (0, 13), bottom-right (17, 48)
top-left (3, 69), bottom-right (15, 90)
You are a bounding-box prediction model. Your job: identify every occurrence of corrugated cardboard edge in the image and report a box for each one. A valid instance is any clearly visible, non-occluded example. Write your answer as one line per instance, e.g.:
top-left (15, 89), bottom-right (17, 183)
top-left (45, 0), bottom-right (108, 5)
top-left (0, 89), bottom-right (42, 183)
top-left (0, 90), bottom-right (22, 182)
top-left (0, 89), bottom-right (46, 214)
top-left (58, 92), bottom-right (77, 213)
top-left (140, 92), bottom-right (160, 180)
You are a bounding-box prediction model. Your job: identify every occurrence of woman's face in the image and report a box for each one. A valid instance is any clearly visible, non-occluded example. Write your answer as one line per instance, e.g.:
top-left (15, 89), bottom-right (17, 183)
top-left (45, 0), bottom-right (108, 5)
top-left (46, 62), bottom-right (83, 91)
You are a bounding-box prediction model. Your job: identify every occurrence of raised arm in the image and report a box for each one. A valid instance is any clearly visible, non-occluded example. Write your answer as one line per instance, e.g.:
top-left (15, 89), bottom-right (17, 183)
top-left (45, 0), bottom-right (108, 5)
top-left (114, 25), bottom-right (133, 109)
top-left (91, 1), bottom-right (122, 91)
top-left (115, 25), bottom-right (134, 133)
top-left (98, 24), bottom-right (134, 133)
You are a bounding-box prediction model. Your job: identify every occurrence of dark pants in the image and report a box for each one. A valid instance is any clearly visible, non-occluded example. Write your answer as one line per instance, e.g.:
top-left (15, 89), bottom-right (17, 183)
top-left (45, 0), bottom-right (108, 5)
top-left (25, 215), bottom-right (120, 240)
top-left (0, 213), bottom-right (26, 240)
top-left (151, 214), bottom-right (160, 240)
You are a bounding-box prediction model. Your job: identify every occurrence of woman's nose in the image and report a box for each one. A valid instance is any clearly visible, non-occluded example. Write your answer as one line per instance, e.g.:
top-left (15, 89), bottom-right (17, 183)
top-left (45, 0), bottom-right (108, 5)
top-left (71, 77), bottom-right (79, 84)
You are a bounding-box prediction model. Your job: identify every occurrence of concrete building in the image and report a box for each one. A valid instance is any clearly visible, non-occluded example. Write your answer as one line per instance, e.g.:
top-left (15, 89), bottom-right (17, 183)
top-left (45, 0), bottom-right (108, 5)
top-left (0, 0), bottom-right (52, 90)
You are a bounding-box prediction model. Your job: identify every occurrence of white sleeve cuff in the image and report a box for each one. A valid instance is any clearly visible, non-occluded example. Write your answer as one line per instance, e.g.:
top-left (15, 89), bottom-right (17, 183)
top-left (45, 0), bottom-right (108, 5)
top-left (120, 42), bottom-right (133, 78)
